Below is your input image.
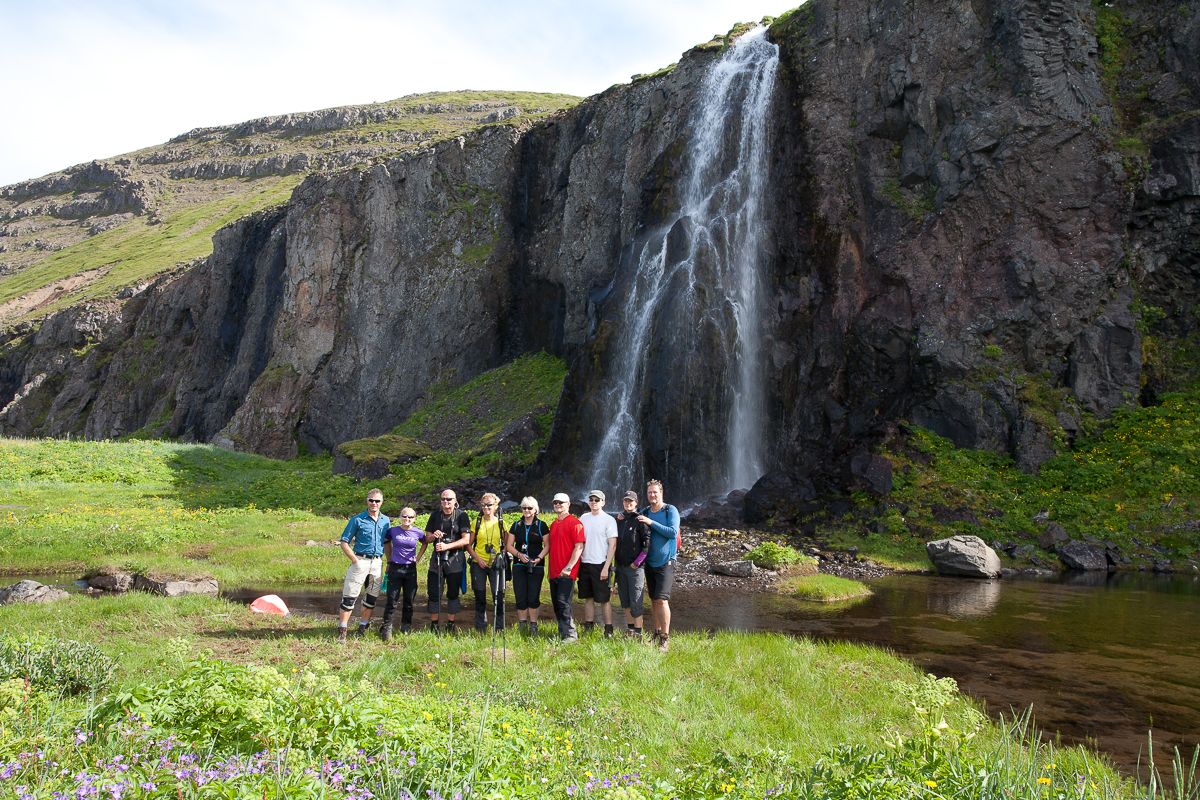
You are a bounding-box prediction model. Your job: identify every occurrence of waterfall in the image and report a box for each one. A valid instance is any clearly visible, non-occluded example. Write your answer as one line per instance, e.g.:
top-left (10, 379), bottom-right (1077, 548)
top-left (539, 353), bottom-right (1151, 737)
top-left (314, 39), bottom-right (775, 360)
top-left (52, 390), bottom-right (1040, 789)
top-left (583, 27), bottom-right (779, 502)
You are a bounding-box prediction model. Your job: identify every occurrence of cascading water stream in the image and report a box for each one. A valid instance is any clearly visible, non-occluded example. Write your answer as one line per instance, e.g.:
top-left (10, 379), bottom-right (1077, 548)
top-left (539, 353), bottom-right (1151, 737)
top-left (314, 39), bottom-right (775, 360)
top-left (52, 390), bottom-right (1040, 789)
top-left (584, 27), bottom-right (779, 501)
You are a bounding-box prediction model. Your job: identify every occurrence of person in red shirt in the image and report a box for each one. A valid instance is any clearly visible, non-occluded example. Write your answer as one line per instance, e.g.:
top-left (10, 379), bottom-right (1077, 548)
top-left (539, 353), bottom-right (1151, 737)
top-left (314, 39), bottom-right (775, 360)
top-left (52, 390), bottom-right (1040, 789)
top-left (540, 492), bottom-right (585, 642)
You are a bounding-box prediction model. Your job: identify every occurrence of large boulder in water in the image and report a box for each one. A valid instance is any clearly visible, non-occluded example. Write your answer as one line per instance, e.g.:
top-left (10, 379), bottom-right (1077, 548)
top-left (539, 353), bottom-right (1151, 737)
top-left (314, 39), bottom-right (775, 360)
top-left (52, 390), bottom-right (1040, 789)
top-left (1057, 540), bottom-right (1109, 571)
top-left (0, 580), bottom-right (69, 605)
top-left (926, 535), bottom-right (1002, 578)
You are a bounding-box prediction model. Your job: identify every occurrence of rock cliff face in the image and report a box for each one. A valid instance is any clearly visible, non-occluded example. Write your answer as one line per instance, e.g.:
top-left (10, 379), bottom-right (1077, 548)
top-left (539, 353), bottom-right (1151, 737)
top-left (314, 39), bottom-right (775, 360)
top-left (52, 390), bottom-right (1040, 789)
top-left (2, 0), bottom-right (1198, 505)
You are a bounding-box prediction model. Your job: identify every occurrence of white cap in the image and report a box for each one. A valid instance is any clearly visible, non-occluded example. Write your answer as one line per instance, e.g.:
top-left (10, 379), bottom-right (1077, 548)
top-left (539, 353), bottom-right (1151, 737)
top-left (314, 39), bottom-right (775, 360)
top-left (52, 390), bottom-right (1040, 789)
top-left (552, 492), bottom-right (571, 504)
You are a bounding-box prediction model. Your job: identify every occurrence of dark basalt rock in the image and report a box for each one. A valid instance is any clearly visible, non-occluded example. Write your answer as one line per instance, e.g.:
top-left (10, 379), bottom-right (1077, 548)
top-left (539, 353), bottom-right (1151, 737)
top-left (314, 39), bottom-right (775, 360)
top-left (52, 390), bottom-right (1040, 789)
top-left (742, 471), bottom-right (818, 524)
top-left (1038, 523), bottom-right (1070, 550)
top-left (1057, 540), bottom-right (1109, 571)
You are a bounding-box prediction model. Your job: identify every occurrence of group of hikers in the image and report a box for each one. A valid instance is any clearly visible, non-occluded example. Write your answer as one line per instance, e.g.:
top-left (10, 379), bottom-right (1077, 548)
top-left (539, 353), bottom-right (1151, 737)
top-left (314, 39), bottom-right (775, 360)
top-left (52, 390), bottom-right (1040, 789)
top-left (335, 481), bottom-right (682, 652)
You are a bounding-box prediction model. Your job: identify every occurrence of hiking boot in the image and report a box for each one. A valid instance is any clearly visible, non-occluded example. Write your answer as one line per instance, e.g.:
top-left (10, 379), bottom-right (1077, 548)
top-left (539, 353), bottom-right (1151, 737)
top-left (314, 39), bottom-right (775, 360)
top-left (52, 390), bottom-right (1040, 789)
top-left (337, 626), bottom-right (348, 644)
top-left (604, 624), bottom-right (614, 639)
top-left (429, 621), bottom-right (441, 635)
top-left (563, 632), bottom-right (579, 643)
top-left (475, 624), bottom-right (488, 634)
top-left (400, 624), bottom-right (412, 635)
top-left (445, 621), bottom-right (457, 636)
top-left (658, 635), bottom-right (670, 653)
top-left (519, 620), bottom-right (529, 636)
top-left (583, 621), bottom-right (596, 634)
top-left (529, 622), bottom-right (539, 638)
top-left (354, 622), bottom-right (369, 638)
top-left (380, 624), bottom-right (392, 642)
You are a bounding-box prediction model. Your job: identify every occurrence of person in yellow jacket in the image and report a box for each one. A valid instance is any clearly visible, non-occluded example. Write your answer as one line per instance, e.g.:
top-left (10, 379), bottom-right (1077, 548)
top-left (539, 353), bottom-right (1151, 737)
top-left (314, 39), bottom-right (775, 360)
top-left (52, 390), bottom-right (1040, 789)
top-left (466, 492), bottom-right (508, 633)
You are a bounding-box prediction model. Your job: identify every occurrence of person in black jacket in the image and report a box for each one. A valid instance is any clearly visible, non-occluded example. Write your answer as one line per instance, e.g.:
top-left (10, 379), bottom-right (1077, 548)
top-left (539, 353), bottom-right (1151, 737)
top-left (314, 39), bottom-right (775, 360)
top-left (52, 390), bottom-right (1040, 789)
top-left (505, 496), bottom-right (549, 637)
top-left (424, 489), bottom-right (471, 634)
top-left (613, 490), bottom-right (652, 640)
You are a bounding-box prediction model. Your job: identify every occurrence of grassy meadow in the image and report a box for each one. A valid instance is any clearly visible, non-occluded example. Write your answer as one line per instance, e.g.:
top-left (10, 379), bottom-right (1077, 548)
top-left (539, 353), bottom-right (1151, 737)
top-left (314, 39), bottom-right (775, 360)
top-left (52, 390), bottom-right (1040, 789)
top-left (0, 592), bottom-right (1158, 800)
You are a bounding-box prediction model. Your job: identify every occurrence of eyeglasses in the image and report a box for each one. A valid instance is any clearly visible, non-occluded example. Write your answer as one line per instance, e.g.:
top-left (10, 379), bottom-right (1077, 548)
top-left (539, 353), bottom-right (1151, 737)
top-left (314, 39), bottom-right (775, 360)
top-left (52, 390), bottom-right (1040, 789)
top-left (367, 499), bottom-right (382, 504)
top-left (481, 503), bottom-right (495, 507)
top-left (400, 514), bottom-right (415, 519)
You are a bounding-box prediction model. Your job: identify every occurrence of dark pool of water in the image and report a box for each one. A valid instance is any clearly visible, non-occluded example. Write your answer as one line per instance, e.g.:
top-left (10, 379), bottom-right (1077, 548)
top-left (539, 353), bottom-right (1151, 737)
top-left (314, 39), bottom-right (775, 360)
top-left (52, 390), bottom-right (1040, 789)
top-left (21, 571), bottom-right (1198, 778)
top-left (221, 572), bottom-right (1200, 777)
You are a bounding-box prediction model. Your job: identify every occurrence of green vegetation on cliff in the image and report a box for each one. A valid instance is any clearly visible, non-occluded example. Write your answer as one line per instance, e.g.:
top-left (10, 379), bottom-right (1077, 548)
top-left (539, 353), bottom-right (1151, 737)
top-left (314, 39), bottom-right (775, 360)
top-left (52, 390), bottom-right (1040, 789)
top-left (391, 350), bottom-right (565, 460)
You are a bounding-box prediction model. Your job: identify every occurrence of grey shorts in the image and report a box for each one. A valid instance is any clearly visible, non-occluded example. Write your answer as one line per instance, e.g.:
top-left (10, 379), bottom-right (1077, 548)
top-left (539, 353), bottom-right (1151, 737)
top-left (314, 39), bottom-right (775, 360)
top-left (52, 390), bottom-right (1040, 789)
top-left (614, 564), bottom-right (645, 617)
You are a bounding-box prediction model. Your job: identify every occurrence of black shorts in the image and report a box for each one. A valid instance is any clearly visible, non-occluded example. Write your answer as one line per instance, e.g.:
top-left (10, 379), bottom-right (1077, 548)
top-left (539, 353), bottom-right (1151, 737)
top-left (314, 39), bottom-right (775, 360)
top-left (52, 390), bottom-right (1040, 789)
top-left (645, 560), bottom-right (675, 601)
top-left (576, 562), bottom-right (612, 602)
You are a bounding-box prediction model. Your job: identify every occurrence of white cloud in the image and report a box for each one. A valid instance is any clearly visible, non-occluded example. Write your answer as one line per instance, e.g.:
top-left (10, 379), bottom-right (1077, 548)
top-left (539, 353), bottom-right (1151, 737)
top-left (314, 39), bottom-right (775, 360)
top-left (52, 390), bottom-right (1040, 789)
top-left (0, 0), bottom-right (798, 186)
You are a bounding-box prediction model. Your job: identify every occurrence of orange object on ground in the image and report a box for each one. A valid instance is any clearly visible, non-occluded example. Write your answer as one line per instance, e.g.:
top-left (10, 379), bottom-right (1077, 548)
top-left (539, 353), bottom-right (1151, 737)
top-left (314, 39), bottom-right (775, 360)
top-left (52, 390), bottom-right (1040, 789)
top-left (249, 594), bottom-right (289, 616)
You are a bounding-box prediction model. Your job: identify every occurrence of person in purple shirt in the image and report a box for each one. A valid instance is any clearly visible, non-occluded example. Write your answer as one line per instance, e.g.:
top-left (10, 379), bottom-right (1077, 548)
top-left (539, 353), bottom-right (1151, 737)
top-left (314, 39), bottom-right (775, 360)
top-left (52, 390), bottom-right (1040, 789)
top-left (380, 506), bottom-right (428, 641)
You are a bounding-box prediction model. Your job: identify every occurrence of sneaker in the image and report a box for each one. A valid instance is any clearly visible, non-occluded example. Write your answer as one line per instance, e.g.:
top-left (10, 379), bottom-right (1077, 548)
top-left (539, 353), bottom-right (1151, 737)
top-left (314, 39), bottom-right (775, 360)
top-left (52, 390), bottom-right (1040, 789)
top-left (380, 624), bottom-right (392, 642)
top-left (658, 636), bottom-right (670, 653)
top-left (583, 621), bottom-right (596, 634)
top-left (604, 624), bottom-right (614, 639)
top-left (563, 633), bottom-right (579, 643)
top-left (337, 626), bottom-right (348, 644)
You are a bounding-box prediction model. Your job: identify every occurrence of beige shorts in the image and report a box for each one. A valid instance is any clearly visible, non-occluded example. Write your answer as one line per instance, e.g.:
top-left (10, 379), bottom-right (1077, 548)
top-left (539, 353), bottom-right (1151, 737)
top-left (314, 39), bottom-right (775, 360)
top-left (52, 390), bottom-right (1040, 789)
top-left (342, 556), bottom-right (383, 599)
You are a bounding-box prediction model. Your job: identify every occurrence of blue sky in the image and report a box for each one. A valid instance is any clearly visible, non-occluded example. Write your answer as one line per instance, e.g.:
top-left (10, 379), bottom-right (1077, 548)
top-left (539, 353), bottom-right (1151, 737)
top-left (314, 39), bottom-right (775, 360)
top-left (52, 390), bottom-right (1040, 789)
top-left (0, 0), bottom-right (798, 187)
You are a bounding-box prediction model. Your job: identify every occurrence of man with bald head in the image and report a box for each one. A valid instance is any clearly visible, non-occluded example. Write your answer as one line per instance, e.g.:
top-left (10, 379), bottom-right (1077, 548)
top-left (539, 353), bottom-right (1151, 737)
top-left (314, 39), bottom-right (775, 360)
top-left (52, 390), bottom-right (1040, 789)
top-left (424, 488), bottom-right (471, 634)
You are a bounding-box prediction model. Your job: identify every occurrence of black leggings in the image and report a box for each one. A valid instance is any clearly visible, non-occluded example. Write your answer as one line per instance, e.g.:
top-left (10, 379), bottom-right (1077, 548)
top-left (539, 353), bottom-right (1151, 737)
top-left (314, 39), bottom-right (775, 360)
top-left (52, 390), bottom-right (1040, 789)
top-left (381, 562), bottom-right (418, 627)
top-left (512, 566), bottom-right (544, 610)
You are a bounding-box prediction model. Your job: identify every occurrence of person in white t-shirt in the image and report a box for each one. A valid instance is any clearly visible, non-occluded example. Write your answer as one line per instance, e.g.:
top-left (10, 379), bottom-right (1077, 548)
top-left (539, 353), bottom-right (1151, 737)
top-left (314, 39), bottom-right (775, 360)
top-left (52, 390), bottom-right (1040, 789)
top-left (578, 489), bottom-right (618, 637)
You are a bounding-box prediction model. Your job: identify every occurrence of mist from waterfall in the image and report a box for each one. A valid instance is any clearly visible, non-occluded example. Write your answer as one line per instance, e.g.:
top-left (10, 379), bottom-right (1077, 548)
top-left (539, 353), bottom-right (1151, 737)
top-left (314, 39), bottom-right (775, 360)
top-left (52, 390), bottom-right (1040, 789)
top-left (584, 27), bottom-right (779, 502)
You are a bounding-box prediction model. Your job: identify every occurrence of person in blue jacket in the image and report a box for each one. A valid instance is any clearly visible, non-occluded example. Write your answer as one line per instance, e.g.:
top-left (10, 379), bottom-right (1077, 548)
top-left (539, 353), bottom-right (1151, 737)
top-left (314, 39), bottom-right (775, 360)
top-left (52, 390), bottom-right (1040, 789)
top-left (336, 488), bottom-right (391, 643)
top-left (635, 479), bottom-right (680, 652)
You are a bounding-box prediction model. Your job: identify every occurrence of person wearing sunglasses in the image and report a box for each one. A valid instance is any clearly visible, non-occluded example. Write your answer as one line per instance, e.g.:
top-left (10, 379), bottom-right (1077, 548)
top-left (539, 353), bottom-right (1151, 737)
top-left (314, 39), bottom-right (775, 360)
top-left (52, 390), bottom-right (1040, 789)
top-left (505, 496), bottom-right (549, 636)
top-left (579, 490), bottom-right (618, 638)
top-left (466, 492), bottom-right (508, 634)
top-left (546, 492), bottom-right (585, 642)
top-left (336, 488), bottom-right (391, 643)
top-left (424, 489), bottom-right (472, 634)
top-left (379, 507), bottom-right (427, 641)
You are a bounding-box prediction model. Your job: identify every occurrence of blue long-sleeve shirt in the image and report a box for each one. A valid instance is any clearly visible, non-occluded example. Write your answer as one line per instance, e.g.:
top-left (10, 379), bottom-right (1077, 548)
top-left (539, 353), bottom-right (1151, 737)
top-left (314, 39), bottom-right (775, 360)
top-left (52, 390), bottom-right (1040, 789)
top-left (643, 504), bottom-right (679, 568)
top-left (341, 510), bottom-right (391, 556)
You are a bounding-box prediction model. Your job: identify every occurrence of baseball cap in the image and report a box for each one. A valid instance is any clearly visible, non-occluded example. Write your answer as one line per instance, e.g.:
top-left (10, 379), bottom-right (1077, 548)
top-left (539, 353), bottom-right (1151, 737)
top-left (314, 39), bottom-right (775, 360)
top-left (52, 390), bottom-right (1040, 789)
top-left (587, 490), bottom-right (605, 502)
top-left (552, 492), bottom-right (571, 504)
top-left (622, 491), bottom-right (638, 503)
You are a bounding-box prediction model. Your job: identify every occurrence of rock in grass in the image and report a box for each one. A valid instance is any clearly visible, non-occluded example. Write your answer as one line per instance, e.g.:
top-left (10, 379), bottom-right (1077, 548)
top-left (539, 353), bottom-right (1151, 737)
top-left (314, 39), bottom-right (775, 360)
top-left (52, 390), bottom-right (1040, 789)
top-left (926, 535), bottom-right (1001, 578)
top-left (87, 573), bottom-right (133, 592)
top-left (0, 580), bottom-right (69, 605)
top-left (333, 435), bottom-right (432, 480)
top-left (712, 560), bottom-right (757, 578)
top-left (1038, 522), bottom-right (1069, 550)
top-left (1057, 540), bottom-right (1108, 571)
top-left (133, 575), bottom-right (219, 597)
